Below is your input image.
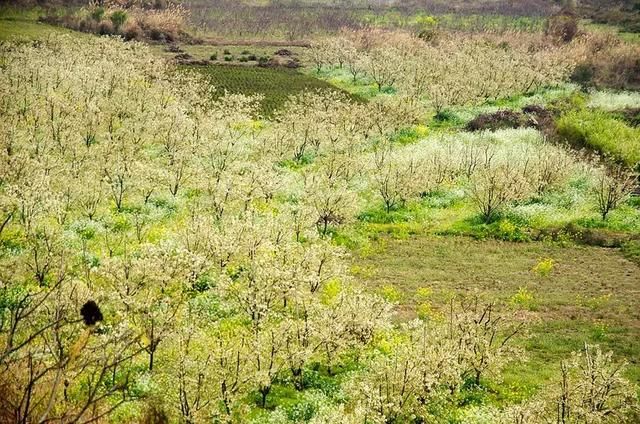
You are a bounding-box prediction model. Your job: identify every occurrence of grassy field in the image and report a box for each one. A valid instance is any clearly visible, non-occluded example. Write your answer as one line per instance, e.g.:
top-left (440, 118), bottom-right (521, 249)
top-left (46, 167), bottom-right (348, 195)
top-left (186, 64), bottom-right (362, 117)
top-left (353, 235), bottom-right (640, 388)
top-left (0, 15), bottom-right (77, 41)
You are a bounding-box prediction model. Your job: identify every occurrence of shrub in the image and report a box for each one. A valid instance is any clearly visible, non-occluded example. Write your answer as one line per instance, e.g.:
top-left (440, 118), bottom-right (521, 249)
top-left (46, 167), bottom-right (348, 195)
top-left (135, 4), bottom-right (188, 42)
top-left (570, 63), bottom-right (596, 87)
top-left (224, 55), bottom-right (233, 62)
top-left (466, 110), bottom-right (534, 132)
top-left (545, 9), bottom-right (579, 43)
top-left (223, 49), bottom-right (231, 54)
top-left (532, 258), bottom-right (555, 277)
top-left (574, 33), bottom-right (640, 90)
top-left (91, 7), bottom-right (105, 22)
top-left (122, 21), bottom-right (142, 41)
top-left (239, 57), bottom-right (248, 62)
top-left (247, 54), bottom-right (257, 61)
top-left (592, 164), bottom-right (637, 221)
top-left (469, 163), bottom-right (531, 223)
top-left (210, 53), bottom-right (217, 60)
top-left (148, 27), bottom-right (165, 41)
top-left (110, 10), bottom-right (128, 31)
top-left (78, 17), bottom-right (98, 33)
top-left (510, 287), bottom-right (536, 310)
top-left (97, 19), bottom-right (115, 35)
top-left (241, 50), bottom-right (251, 55)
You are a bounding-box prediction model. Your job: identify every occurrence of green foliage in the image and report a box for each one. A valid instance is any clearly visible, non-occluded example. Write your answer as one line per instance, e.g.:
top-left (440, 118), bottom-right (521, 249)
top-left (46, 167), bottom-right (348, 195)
top-left (556, 109), bottom-right (640, 169)
top-left (532, 257), bottom-right (555, 277)
top-left (446, 217), bottom-right (532, 242)
top-left (91, 7), bottom-right (105, 22)
top-left (110, 10), bottom-right (128, 31)
top-left (510, 287), bottom-right (537, 310)
top-left (389, 125), bottom-right (429, 145)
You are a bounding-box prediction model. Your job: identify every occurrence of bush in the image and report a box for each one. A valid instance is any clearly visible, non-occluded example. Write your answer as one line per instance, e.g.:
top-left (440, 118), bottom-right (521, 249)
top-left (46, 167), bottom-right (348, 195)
top-left (545, 9), bottom-right (579, 43)
top-left (570, 63), bottom-right (596, 87)
top-left (148, 27), bottom-right (165, 41)
top-left (466, 110), bottom-right (534, 132)
top-left (241, 50), bottom-right (251, 55)
top-left (122, 21), bottom-right (142, 41)
top-left (97, 20), bottom-right (115, 35)
top-left (223, 49), bottom-right (231, 54)
top-left (91, 7), bottom-right (105, 22)
top-left (224, 55), bottom-right (233, 62)
top-left (574, 33), bottom-right (640, 90)
top-left (239, 57), bottom-right (248, 62)
top-left (78, 17), bottom-right (98, 33)
top-left (210, 53), bottom-right (217, 60)
top-left (110, 10), bottom-right (128, 31)
top-left (247, 54), bottom-right (257, 61)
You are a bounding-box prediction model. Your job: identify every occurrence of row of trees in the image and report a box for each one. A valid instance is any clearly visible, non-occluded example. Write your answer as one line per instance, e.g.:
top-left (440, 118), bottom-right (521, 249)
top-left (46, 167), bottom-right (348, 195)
top-left (309, 28), bottom-right (581, 111)
top-left (0, 36), bottom-right (637, 422)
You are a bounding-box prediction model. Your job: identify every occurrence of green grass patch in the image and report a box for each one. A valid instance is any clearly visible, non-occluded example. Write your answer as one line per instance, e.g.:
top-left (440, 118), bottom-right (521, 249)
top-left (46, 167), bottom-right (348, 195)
top-left (0, 18), bottom-right (77, 41)
top-left (352, 235), bottom-right (640, 385)
top-left (184, 64), bottom-right (363, 118)
top-left (556, 109), bottom-right (640, 169)
top-left (0, 6), bottom-right (82, 41)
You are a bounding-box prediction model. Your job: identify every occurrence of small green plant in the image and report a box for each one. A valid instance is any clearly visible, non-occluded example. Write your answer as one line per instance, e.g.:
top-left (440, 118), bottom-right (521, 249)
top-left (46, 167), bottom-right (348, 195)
top-left (210, 53), bottom-right (217, 60)
top-left (378, 284), bottom-right (402, 303)
top-left (223, 55), bottom-right (233, 62)
top-left (584, 294), bottom-right (612, 311)
top-left (532, 258), bottom-right (555, 277)
top-left (416, 287), bottom-right (434, 319)
top-left (223, 49), bottom-right (231, 54)
top-left (91, 7), bottom-right (105, 22)
top-left (110, 10), bottom-right (128, 31)
top-left (510, 287), bottom-right (536, 310)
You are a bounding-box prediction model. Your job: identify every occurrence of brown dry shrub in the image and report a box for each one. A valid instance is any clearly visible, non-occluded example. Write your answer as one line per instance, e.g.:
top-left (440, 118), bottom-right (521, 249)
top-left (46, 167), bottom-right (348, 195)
top-left (134, 4), bottom-right (188, 42)
top-left (121, 20), bottom-right (142, 40)
top-left (97, 19), bottom-right (115, 35)
top-left (570, 32), bottom-right (640, 90)
top-left (545, 9), bottom-right (580, 43)
top-left (466, 110), bottom-right (534, 132)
